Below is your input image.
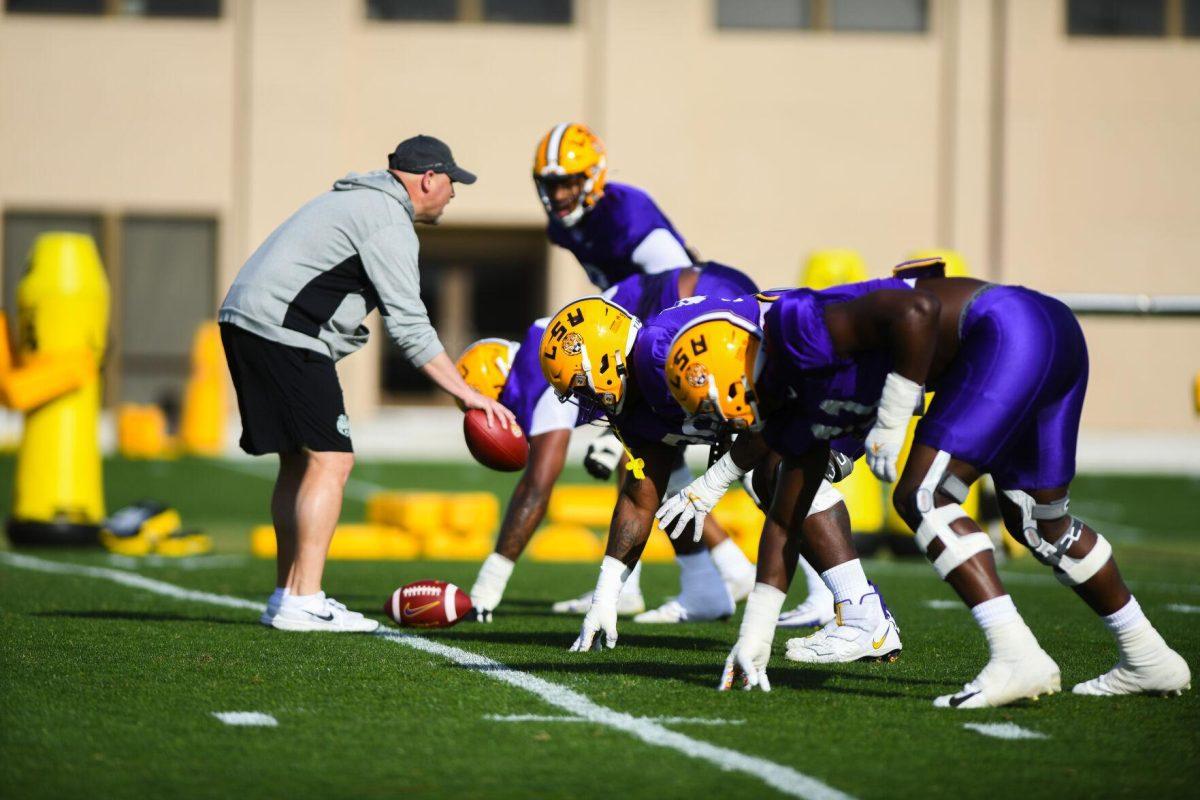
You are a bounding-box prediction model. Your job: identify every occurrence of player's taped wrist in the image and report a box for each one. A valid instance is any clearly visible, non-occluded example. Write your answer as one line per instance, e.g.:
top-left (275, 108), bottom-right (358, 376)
top-left (593, 555), bottom-right (632, 603)
top-left (703, 452), bottom-right (747, 494)
top-left (739, 582), bottom-right (786, 645)
top-left (875, 372), bottom-right (923, 430)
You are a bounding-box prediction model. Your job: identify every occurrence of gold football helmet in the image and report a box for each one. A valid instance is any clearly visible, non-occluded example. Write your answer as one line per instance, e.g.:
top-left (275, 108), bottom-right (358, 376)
top-left (665, 312), bottom-right (765, 431)
top-left (455, 338), bottom-right (520, 402)
top-left (532, 122), bottom-right (608, 227)
top-left (540, 297), bottom-right (641, 414)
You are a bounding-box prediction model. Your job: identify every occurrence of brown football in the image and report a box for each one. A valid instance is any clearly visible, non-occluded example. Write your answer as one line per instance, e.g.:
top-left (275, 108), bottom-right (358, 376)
top-left (384, 580), bottom-right (472, 628)
top-left (463, 409), bottom-right (528, 472)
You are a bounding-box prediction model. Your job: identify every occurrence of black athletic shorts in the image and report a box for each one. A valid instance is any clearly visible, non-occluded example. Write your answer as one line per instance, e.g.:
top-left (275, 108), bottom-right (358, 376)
top-left (220, 322), bottom-right (353, 455)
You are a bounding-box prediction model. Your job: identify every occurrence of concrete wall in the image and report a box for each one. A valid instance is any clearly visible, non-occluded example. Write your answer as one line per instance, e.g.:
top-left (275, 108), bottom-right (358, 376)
top-left (1, 0), bottom-right (1197, 433)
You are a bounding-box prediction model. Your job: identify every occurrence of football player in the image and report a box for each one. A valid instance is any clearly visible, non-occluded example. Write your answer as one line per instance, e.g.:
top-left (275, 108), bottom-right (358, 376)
top-left (464, 263), bottom-right (761, 623)
top-left (540, 288), bottom-right (896, 654)
top-left (658, 258), bottom-right (1190, 704)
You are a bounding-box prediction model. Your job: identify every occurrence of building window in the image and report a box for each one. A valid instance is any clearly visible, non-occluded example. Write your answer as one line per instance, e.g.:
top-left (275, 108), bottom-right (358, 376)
top-left (1068, 0), bottom-right (1165, 35)
top-left (4, 0), bottom-right (220, 16)
top-left (1185, 0), bottom-right (1200, 34)
top-left (716, 0), bottom-right (926, 32)
top-left (118, 217), bottom-right (217, 411)
top-left (380, 228), bottom-right (547, 401)
top-left (367, 0), bottom-right (571, 24)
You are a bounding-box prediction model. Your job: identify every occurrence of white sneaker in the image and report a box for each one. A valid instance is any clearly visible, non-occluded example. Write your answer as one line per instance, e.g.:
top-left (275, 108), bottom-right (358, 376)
top-left (551, 590), bottom-right (646, 616)
top-left (777, 593), bottom-right (836, 629)
top-left (634, 599), bottom-right (688, 623)
top-left (271, 594), bottom-right (380, 633)
top-left (785, 587), bottom-right (901, 663)
top-left (1073, 626), bottom-right (1191, 697)
top-left (934, 624), bottom-right (1060, 709)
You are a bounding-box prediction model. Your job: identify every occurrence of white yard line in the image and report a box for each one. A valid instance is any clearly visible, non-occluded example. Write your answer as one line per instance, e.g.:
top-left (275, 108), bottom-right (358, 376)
top-left (962, 722), bottom-right (1048, 741)
top-left (0, 552), bottom-right (853, 800)
top-left (107, 554), bottom-right (250, 571)
top-left (484, 713), bottom-right (745, 726)
top-left (213, 711), bottom-right (278, 727)
top-left (1166, 603), bottom-right (1200, 614)
top-left (923, 599), bottom-right (963, 610)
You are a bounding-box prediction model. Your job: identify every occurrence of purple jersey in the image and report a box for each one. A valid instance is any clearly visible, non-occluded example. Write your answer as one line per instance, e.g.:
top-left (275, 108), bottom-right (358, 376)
top-left (760, 277), bottom-right (918, 459)
top-left (547, 182), bottom-right (689, 290)
top-left (622, 290), bottom-right (762, 448)
top-left (499, 319), bottom-right (554, 434)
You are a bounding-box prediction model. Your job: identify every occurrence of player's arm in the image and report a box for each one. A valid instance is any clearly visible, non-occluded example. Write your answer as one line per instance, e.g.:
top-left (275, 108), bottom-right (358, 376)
top-left (655, 431), bottom-right (770, 541)
top-left (630, 228), bottom-right (693, 274)
top-left (719, 442), bottom-right (828, 692)
top-left (571, 442), bottom-right (674, 652)
top-left (492, 429), bottom-right (571, 561)
top-left (823, 290), bottom-right (940, 482)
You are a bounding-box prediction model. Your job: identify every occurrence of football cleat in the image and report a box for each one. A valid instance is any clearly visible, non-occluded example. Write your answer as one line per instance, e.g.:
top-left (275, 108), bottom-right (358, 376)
top-left (785, 587), bottom-right (901, 663)
top-left (455, 338), bottom-right (519, 404)
top-left (633, 593), bottom-right (734, 624)
top-left (664, 313), bottom-right (766, 432)
top-left (777, 593), bottom-right (836, 629)
top-left (533, 122), bottom-right (607, 227)
top-left (551, 589), bottom-right (646, 617)
top-left (1073, 625), bottom-right (1191, 697)
top-left (271, 594), bottom-right (380, 633)
top-left (934, 623), bottom-right (1060, 709)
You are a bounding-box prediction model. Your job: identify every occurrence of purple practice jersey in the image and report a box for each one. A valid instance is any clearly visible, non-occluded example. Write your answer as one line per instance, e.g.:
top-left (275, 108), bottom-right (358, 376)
top-left (759, 277), bottom-right (922, 459)
top-left (500, 319), bottom-right (561, 435)
top-left (547, 182), bottom-right (689, 290)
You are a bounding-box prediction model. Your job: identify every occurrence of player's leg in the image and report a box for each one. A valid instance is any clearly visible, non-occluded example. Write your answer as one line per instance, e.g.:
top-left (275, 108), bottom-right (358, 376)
top-left (471, 429), bottom-right (571, 621)
top-left (635, 449), bottom-right (735, 623)
top-left (893, 444), bottom-right (1058, 707)
top-left (998, 485), bottom-right (1191, 696)
top-left (784, 485), bottom-right (902, 664)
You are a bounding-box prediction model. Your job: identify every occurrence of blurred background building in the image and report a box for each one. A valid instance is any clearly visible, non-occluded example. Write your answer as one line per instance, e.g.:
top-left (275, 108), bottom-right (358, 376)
top-left (1, 0), bottom-right (1198, 447)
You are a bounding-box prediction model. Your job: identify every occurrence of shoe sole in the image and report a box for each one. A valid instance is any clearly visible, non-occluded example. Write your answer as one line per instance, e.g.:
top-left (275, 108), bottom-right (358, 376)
top-left (271, 619), bottom-right (380, 633)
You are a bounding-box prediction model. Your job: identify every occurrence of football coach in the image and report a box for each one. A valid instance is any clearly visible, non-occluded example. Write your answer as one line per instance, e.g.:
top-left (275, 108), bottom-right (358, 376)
top-left (219, 135), bottom-right (516, 633)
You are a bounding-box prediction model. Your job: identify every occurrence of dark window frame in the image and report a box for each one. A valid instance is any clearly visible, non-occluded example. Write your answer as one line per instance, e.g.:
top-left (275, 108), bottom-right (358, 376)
top-left (714, 0), bottom-right (930, 34)
top-left (365, 0), bottom-right (573, 26)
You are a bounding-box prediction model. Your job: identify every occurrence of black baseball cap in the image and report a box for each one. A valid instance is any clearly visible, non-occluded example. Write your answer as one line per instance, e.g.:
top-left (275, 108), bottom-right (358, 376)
top-left (387, 135), bottom-right (477, 184)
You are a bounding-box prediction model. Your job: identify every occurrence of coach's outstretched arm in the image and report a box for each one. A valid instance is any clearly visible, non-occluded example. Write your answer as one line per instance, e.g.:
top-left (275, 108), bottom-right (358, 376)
top-left (824, 289), bottom-right (940, 481)
top-left (420, 352), bottom-right (516, 429)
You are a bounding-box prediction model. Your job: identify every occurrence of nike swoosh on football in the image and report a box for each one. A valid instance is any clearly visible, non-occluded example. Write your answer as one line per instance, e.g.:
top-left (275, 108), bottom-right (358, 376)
top-left (403, 600), bottom-right (441, 617)
top-left (949, 690), bottom-right (981, 708)
top-left (305, 610), bottom-right (334, 622)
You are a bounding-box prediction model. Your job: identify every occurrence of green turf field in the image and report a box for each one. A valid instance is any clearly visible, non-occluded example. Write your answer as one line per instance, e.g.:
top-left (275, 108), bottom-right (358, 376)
top-left (1, 456), bottom-right (1198, 799)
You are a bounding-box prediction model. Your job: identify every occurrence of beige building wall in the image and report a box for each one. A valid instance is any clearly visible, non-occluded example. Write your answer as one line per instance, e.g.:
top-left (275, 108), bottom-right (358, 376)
top-left (1, 0), bottom-right (1197, 432)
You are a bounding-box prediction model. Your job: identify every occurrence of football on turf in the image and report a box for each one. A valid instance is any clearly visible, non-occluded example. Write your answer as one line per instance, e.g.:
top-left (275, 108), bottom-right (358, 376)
top-left (385, 580), bottom-right (472, 628)
top-left (463, 409), bottom-right (528, 472)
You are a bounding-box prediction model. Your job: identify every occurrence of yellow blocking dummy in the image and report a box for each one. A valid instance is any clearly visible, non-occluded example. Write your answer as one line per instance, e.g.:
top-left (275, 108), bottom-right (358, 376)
top-left (251, 524), bottom-right (420, 560)
top-left (3, 234), bottom-right (109, 546)
top-left (179, 322), bottom-right (227, 456)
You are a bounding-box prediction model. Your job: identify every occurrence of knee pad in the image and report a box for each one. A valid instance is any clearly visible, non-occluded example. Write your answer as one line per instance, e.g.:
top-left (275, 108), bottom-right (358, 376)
top-left (1002, 490), bottom-right (1112, 586)
top-left (912, 451), bottom-right (993, 579)
top-left (806, 480), bottom-right (843, 518)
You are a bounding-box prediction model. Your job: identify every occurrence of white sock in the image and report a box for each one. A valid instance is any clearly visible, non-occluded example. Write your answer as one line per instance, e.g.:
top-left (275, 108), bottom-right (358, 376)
top-left (710, 539), bottom-right (754, 587)
top-left (470, 553), bottom-right (515, 610)
top-left (971, 595), bottom-right (1036, 658)
top-left (821, 559), bottom-right (870, 605)
top-left (1102, 596), bottom-right (1160, 663)
top-left (676, 551), bottom-right (734, 615)
top-left (970, 594), bottom-right (1020, 630)
top-left (620, 561), bottom-right (643, 598)
top-left (281, 590), bottom-right (324, 610)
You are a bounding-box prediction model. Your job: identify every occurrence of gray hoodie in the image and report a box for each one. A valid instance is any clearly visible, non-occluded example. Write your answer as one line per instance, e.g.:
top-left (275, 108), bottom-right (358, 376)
top-left (219, 170), bottom-right (443, 366)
